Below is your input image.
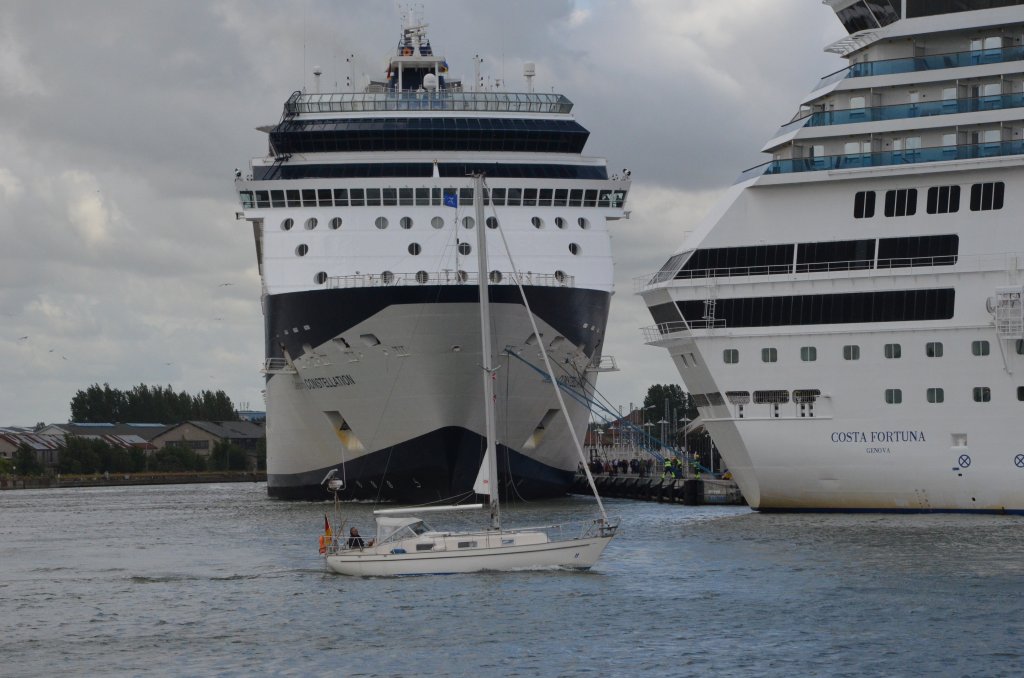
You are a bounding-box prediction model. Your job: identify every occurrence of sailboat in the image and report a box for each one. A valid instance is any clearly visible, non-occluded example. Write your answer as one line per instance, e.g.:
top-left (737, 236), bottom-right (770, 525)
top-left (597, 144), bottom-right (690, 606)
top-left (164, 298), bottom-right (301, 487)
top-left (321, 173), bottom-right (618, 576)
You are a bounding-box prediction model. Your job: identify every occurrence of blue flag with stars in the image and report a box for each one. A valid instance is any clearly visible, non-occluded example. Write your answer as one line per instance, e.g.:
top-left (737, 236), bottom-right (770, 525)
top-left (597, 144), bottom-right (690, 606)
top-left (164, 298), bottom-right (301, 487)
top-left (443, 189), bottom-right (458, 208)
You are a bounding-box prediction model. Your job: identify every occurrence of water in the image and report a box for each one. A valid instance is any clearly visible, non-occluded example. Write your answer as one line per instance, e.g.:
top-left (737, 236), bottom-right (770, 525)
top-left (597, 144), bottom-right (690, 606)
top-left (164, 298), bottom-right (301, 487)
top-left (2, 483), bottom-right (1022, 677)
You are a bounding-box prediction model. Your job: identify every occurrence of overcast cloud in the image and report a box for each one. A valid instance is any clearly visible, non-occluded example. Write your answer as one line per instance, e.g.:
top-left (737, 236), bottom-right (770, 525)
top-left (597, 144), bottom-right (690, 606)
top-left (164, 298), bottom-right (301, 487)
top-left (0, 0), bottom-right (846, 426)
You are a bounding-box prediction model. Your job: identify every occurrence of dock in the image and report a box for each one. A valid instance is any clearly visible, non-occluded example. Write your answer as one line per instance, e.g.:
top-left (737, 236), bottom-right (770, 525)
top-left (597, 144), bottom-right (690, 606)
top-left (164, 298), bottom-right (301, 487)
top-left (571, 474), bottom-right (745, 506)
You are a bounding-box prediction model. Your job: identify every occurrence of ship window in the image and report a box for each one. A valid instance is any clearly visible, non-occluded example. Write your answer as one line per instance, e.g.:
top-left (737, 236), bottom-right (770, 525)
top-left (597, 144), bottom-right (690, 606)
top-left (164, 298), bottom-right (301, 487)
top-left (800, 346), bottom-right (817, 362)
top-left (854, 191), bottom-right (875, 219)
top-left (906, 1), bottom-right (1024, 18)
top-left (532, 216), bottom-right (545, 229)
top-left (456, 270), bottom-right (468, 283)
top-left (885, 343), bottom-right (902, 359)
top-left (753, 390), bottom-right (789, 404)
top-left (305, 217), bottom-right (318, 230)
top-left (761, 347), bottom-right (778, 363)
top-left (522, 188), bottom-right (538, 207)
top-left (382, 188), bottom-right (397, 206)
top-left (329, 217), bottom-right (343, 230)
top-left (972, 340), bottom-right (990, 356)
top-left (364, 188), bottom-right (381, 206)
top-left (491, 188), bottom-right (507, 206)
top-left (382, 271), bottom-right (394, 284)
top-left (281, 218), bottom-right (294, 231)
top-left (584, 190), bottom-right (598, 207)
top-left (554, 270), bottom-right (567, 284)
top-left (408, 243), bottom-right (421, 255)
top-left (462, 216), bottom-right (475, 229)
top-left (458, 242), bottom-right (471, 255)
top-left (926, 342), bottom-right (944, 357)
top-left (415, 271), bottom-right (429, 284)
top-left (286, 189), bottom-right (300, 207)
top-left (349, 188), bottom-right (364, 206)
top-left (927, 186), bottom-right (960, 214)
top-left (877, 235), bottom-right (959, 269)
top-left (569, 190), bottom-right (584, 207)
top-left (431, 216), bottom-right (444, 229)
top-left (973, 386), bottom-right (991, 402)
top-left (553, 189), bottom-right (569, 207)
top-left (970, 182), bottom-right (1004, 211)
top-left (506, 188), bottom-right (522, 206)
top-left (578, 217), bottom-right (590, 229)
top-left (239, 191), bottom-right (255, 208)
top-left (837, 1), bottom-right (878, 33)
top-left (567, 242), bottom-right (582, 256)
top-left (538, 188), bottom-right (553, 206)
top-left (399, 188), bottom-right (414, 206)
top-left (726, 391), bottom-right (750, 404)
top-left (333, 189), bottom-right (348, 206)
top-left (486, 217), bottom-right (499, 229)
top-left (885, 389), bottom-right (903, 404)
top-left (555, 217), bottom-right (567, 229)
top-left (797, 240), bottom-right (874, 273)
top-left (432, 188), bottom-right (443, 206)
top-left (415, 188), bottom-right (430, 206)
top-left (400, 216), bottom-right (413, 229)
top-left (489, 270), bottom-right (503, 283)
top-left (723, 349), bottom-right (739, 364)
top-left (1017, 339), bottom-right (1024, 355)
top-left (375, 216), bottom-right (389, 230)
top-left (884, 189), bottom-right (918, 217)
top-left (1018, 386), bottom-right (1024, 401)
top-left (460, 187), bottom-right (474, 204)
top-left (843, 345), bottom-right (860, 360)
top-left (458, 541), bottom-right (478, 549)
top-left (270, 190), bottom-right (285, 208)
top-left (295, 244), bottom-right (308, 257)
top-left (302, 189), bottom-right (316, 206)
top-left (317, 189), bottom-right (333, 206)
top-left (314, 272), bottom-right (328, 285)
top-left (927, 388), bottom-right (944, 403)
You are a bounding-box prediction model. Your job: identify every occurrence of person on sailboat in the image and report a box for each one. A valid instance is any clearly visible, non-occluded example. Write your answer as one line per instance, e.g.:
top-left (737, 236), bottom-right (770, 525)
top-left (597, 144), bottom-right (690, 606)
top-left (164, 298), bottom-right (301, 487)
top-left (347, 527), bottom-right (373, 550)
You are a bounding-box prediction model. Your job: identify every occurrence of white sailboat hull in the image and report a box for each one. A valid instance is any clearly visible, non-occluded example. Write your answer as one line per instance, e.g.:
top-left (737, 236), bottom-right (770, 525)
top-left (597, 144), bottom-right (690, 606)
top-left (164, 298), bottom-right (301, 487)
top-left (325, 532), bottom-right (614, 577)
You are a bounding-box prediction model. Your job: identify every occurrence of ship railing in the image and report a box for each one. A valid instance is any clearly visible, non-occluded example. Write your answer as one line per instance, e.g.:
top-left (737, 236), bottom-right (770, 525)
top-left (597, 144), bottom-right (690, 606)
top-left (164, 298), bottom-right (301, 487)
top-left (635, 252), bottom-right (1024, 292)
top-left (324, 271), bottom-right (574, 289)
top-left (641, 320), bottom-right (724, 343)
top-left (262, 358), bottom-right (296, 374)
top-left (586, 355), bottom-right (619, 373)
top-left (813, 44), bottom-right (1024, 89)
top-left (284, 90), bottom-right (574, 115)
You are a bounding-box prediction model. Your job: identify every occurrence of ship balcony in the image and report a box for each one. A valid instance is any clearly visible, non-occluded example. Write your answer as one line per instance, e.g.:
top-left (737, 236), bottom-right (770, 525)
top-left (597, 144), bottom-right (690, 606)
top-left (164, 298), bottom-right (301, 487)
top-left (284, 90), bottom-right (574, 115)
top-left (737, 139), bottom-right (1024, 181)
top-left (324, 270), bottom-right (574, 289)
top-left (641, 320), bottom-right (725, 345)
top-left (774, 93), bottom-right (1024, 135)
top-left (585, 355), bottom-right (619, 373)
top-left (262, 358), bottom-right (297, 375)
top-left (815, 44), bottom-right (1024, 89)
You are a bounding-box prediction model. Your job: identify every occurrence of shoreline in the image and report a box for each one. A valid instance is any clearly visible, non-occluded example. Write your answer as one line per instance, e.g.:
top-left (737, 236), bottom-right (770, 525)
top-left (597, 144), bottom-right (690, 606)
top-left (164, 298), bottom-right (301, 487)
top-left (0, 471), bottom-right (267, 491)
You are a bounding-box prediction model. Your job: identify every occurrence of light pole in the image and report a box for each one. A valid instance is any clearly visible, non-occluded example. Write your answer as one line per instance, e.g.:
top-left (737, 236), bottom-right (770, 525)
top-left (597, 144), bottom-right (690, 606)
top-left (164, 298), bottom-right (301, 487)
top-left (657, 419), bottom-right (668, 456)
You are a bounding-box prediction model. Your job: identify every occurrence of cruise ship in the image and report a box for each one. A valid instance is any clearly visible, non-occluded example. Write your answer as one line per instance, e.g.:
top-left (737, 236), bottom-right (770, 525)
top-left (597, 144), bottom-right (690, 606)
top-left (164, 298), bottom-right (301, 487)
top-left (640, 0), bottom-right (1024, 512)
top-left (234, 15), bottom-right (630, 501)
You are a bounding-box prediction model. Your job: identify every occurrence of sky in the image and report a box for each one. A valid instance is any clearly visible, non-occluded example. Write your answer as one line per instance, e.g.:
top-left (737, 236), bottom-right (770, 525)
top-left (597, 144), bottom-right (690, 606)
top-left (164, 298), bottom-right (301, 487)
top-left (0, 0), bottom-right (847, 427)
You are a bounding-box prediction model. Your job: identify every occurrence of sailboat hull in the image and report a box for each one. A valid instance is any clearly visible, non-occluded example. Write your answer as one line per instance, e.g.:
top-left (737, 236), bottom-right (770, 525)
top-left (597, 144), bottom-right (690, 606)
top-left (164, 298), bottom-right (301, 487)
top-left (325, 533), bottom-right (614, 576)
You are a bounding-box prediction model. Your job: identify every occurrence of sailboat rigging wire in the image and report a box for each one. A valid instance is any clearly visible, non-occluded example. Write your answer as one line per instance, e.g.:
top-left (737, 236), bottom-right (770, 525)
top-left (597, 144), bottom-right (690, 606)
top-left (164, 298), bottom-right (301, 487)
top-left (482, 178), bottom-right (609, 522)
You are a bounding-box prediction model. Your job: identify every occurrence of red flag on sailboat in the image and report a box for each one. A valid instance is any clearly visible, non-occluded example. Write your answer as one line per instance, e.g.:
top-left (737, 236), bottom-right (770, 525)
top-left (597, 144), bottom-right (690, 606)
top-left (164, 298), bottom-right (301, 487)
top-left (324, 513), bottom-right (332, 537)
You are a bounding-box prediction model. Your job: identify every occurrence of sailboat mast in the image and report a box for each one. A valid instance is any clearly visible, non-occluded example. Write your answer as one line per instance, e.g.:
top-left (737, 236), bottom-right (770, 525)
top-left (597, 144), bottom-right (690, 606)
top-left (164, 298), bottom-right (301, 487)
top-left (474, 173), bottom-right (501, 530)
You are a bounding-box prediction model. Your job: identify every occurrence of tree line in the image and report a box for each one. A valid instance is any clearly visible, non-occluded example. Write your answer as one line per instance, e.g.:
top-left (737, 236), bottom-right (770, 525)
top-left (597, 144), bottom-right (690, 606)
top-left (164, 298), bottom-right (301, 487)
top-left (69, 383), bottom-right (238, 423)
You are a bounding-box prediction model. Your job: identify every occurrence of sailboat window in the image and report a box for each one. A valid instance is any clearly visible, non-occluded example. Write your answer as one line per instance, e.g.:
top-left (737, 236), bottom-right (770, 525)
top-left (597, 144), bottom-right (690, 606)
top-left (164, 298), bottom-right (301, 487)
top-left (538, 188), bottom-right (553, 206)
top-left (302, 189), bottom-right (316, 206)
top-left (286, 189), bottom-right (300, 206)
top-left (490, 188), bottom-right (506, 206)
top-left (569, 190), bottom-right (584, 207)
top-left (554, 270), bottom-right (567, 283)
top-left (458, 541), bottom-right (478, 549)
top-left (382, 271), bottom-right (394, 284)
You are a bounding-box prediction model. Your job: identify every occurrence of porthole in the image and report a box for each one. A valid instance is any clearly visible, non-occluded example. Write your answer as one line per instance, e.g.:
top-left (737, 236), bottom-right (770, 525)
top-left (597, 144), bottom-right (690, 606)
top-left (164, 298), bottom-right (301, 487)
top-left (462, 216), bottom-right (475, 229)
top-left (486, 216), bottom-right (499, 229)
top-left (555, 217), bottom-right (567, 229)
top-left (531, 216), bottom-right (544, 229)
top-left (415, 270), bottom-right (429, 284)
top-left (314, 271), bottom-right (328, 284)
top-left (578, 217), bottom-right (590, 229)
top-left (554, 270), bottom-right (566, 283)
top-left (381, 271), bottom-right (394, 284)
top-left (329, 217), bottom-right (342, 230)
top-left (400, 216), bottom-right (414, 229)
top-left (431, 216), bottom-right (444, 229)
top-left (458, 242), bottom-right (472, 255)
top-left (295, 244), bottom-right (309, 257)
top-left (375, 216), bottom-right (389, 230)
top-left (281, 218), bottom-right (294, 231)
top-left (408, 243), bottom-right (422, 255)
top-left (489, 270), bottom-right (503, 283)
top-left (304, 217), bottom-right (318, 230)
top-left (569, 243), bottom-right (581, 256)
top-left (456, 270), bottom-right (468, 282)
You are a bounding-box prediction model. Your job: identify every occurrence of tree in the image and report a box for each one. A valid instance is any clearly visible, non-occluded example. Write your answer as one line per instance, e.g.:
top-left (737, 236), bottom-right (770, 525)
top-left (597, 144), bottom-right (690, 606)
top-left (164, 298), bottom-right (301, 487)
top-left (643, 384), bottom-right (698, 448)
top-left (69, 383), bottom-right (239, 423)
top-left (14, 443), bottom-right (44, 476)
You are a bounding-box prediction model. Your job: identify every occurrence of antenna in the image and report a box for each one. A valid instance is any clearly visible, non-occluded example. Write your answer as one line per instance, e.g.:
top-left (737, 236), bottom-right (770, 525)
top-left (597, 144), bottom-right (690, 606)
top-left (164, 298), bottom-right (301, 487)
top-left (473, 54), bottom-right (484, 92)
top-left (523, 62), bottom-right (535, 93)
top-left (345, 54), bottom-right (355, 92)
top-left (313, 66), bottom-right (322, 94)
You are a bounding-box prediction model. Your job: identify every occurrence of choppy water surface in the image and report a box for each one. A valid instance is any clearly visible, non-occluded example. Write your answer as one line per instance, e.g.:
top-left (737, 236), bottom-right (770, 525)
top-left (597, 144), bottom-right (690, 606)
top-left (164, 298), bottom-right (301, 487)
top-left (2, 483), bottom-right (1022, 677)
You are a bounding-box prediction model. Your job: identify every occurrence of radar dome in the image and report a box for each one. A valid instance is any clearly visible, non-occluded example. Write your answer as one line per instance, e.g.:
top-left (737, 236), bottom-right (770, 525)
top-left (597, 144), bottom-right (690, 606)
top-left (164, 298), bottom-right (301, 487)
top-left (423, 73), bottom-right (438, 90)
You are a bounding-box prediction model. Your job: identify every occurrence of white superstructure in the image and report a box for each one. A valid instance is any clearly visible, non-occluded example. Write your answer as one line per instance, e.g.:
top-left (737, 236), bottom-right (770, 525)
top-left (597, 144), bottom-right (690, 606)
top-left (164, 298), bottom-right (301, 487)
top-left (640, 0), bottom-right (1024, 511)
top-left (234, 15), bottom-right (630, 500)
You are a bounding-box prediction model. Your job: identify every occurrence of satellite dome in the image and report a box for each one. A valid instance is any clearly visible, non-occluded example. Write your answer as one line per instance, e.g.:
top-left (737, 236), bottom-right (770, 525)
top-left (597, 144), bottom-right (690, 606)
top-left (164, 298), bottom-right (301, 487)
top-left (423, 73), bottom-right (438, 91)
